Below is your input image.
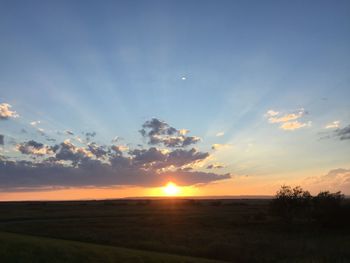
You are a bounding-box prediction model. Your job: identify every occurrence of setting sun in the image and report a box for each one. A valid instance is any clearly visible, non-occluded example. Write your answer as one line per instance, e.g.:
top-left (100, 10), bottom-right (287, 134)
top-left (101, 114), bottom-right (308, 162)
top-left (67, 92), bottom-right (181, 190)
top-left (163, 182), bottom-right (180, 196)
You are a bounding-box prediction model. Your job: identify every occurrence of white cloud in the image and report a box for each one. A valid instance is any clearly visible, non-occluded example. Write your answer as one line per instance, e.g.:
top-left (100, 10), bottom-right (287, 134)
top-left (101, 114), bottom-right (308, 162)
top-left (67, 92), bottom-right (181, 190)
top-left (325, 120), bottom-right (340, 129)
top-left (0, 103), bottom-right (19, 119)
top-left (30, 120), bottom-right (41, 126)
top-left (303, 168), bottom-right (350, 194)
top-left (216, 132), bottom-right (225, 137)
top-left (280, 121), bottom-right (311, 131)
top-left (265, 110), bottom-right (279, 117)
top-left (266, 108), bottom-right (310, 131)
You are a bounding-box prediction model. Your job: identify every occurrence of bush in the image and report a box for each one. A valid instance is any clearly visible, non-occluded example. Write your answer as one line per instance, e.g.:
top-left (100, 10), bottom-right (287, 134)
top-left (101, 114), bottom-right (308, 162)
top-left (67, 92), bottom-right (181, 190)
top-left (270, 185), bottom-right (311, 222)
top-left (270, 185), bottom-right (346, 225)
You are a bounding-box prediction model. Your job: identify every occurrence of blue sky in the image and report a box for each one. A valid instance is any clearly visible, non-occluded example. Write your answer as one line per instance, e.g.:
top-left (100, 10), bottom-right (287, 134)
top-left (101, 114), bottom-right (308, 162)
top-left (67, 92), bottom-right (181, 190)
top-left (0, 0), bottom-right (350, 199)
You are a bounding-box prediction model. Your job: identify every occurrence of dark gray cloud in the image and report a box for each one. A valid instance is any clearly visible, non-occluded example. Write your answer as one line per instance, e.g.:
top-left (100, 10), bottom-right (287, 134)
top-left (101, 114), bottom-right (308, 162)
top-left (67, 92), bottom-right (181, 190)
top-left (140, 118), bottom-right (200, 147)
top-left (65, 130), bottom-right (74, 136)
top-left (1, 118), bottom-right (230, 191)
top-left (334, 125), bottom-right (350, 140)
top-left (17, 140), bottom-right (52, 156)
top-left (53, 141), bottom-right (91, 166)
top-left (0, 135), bottom-right (4, 145)
top-left (85, 131), bottom-right (96, 141)
top-left (207, 164), bottom-right (224, 169)
top-left (87, 142), bottom-right (108, 158)
top-left (0, 157), bottom-right (230, 191)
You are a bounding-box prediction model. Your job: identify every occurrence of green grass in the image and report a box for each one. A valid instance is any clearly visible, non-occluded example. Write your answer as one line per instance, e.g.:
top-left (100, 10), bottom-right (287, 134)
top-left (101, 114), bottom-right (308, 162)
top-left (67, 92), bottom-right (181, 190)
top-left (0, 199), bottom-right (349, 262)
top-left (0, 231), bottom-right (225, 263)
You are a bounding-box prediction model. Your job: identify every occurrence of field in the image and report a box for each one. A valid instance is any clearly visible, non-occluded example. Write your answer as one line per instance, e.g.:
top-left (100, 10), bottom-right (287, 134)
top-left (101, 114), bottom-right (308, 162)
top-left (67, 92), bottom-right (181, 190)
top-left (0, 199), bottom-right (349, 262)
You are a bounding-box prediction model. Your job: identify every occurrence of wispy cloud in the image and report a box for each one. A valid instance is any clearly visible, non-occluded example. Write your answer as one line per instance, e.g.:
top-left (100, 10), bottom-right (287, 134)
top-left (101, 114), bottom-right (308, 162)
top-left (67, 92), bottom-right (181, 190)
top-left (334, 124), bottom-right (350, 140)
top-left (303, 168), bottom-right (350, 193)
top-left (265, 108), bottom-right (310, 131)
top-left (211, 143), bottom-right (232, 150)
top-left (216, 132), bottom-right (225, 137)
top-left (325, 120), bottom-right (340, 129)
top-left (30, 120), bottom-right (41, 126)
top-left (280, 121), bottom-right (311, 131)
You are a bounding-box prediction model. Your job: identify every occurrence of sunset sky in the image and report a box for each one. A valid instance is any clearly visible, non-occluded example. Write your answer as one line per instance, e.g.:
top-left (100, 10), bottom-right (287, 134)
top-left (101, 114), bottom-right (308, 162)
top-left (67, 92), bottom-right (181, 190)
top-left (1, 0), bottom-right (350, 200)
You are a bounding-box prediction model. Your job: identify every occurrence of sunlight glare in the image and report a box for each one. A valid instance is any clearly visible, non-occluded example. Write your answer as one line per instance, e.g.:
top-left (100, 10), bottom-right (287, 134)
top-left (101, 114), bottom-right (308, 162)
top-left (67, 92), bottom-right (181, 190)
top-left (163, 182), bottom-right (180, 196)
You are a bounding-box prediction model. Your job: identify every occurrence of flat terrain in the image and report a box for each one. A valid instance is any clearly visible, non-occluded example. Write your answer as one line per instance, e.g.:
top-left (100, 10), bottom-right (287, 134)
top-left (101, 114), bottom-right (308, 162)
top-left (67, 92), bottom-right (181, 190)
top-left (0, 231), bottom-right (223, 263)
top-left (0, 199), bottom-right (349, 262)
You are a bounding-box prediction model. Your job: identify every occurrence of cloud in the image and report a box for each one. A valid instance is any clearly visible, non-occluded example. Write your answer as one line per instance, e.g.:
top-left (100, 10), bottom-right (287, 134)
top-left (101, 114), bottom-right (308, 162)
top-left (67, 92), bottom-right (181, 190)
top-left (267, 108), bottom-right (305, 123)
top-left (207, 163), bottom-right (225, 169)
top-left (111, 136), bottom-right (122, 143)
top-left (30, 120), bottom-right (41, 126)
top-left (216, 132), bottom-right (225, 137)
top-left (211, 143), bottom-right (231, 150)
top-left (1, 118), bottom-right (230, 191)
top-left (265, 110), bottom-right (279, 117)
top-left (0, 103), bottom-right (18, 119)
top-left (334, 125), bottom-right (350, 140)
top-left (280, 121), bottom-right (311, 131)
top-left (265, 108), bottom-right (310, 131)
top-left (0, 159), bottom-right (230, 191)
top-left (37, 128), bottom-right (46, 136)
top-left (85, 131), bottom-right (96, 141)
top-left (16, 140), bottom-right (53, 156)
top-left (65, 130), bottom-right (74, 136)
top-left (140, 118), bottom-right (200, 147)
top-left (178, 129), bottom-right (189, 135)
top-left (325, 121), bottom-right (340, 129)
top-left (0, 135), bottom-right (4, 145)
top-left (303, 168), bottom-right (350, 194)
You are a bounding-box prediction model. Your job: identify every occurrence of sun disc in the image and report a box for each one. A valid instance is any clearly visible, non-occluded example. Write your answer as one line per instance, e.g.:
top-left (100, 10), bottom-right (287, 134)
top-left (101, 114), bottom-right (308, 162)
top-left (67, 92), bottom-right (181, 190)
top-left (163, 182), bottom-right (180, 196)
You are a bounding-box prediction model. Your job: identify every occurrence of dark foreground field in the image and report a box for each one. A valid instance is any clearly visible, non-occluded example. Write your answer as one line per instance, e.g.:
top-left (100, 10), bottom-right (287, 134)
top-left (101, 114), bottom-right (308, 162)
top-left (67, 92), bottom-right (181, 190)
top-left (0, 199), bottom-right (349, 262)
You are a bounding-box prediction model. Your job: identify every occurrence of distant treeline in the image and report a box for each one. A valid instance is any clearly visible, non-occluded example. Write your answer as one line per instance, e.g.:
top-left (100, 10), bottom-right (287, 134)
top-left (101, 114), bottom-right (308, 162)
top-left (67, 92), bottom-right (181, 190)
top-left (270, 185), bottom-right (350, 226)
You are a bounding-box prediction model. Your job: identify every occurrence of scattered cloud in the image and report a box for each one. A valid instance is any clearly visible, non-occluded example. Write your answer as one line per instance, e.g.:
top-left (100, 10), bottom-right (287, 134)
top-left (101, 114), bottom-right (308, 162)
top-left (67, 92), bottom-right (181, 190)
top-left (211, 143), bottom-right (231, 150)
top-left (267, 108), bottom-right (305, 123)
top-left (207, 163), bottom-right (225, 169)
top-left (111, 136), bottom-right (121, 143)
top-left (303, 168), bottom-right (350, 193)
top-left (325, 120), bottom-right (340, 129)
top-left (30, 120), bottom-right (41, 126)
top-left (16, 140), bottom-right (53, 156)
top-left (140, 118), bottom-right (200, 147)
top-left (280, 121), bottom-right (311, 131)
top-left (265, 110), bottom-right (279, 117)
top-left (65, 130), bottom-right (74, 136)
top-left (0, 118), bottom-right (230, 191)
top-left (0, 103), bottom-right (18, 119)
top-left (85, 131), bottom-right (96, 141)
top-left (216, 132), bottom-right (225, 137)
top-left (334, 124), bottom-right (350, 140)
top-left (37, 128), bottom-right (45, 136)
top-left (265, 108), bottom-right (310, 131)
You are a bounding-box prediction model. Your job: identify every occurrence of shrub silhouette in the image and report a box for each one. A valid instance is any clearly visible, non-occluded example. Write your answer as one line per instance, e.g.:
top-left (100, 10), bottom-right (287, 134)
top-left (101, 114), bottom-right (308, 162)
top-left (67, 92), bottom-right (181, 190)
top-left (312, 191), bottom-right (345, 225)
top-left (270, 185), bottom-right (311, 222)
top-left (270, 185), bottom-right (346, 224)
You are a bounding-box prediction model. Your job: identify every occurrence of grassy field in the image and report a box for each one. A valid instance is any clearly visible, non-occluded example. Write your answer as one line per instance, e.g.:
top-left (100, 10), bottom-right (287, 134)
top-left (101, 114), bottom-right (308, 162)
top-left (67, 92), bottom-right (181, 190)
top-left (0, 199), bottom-right (349, 262)
top-left (0, 231), bottom-right (224, 263)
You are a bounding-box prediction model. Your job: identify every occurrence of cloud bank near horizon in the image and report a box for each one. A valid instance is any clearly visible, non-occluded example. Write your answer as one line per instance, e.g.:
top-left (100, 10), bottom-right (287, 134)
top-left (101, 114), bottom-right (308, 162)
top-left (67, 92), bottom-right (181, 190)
top-left (0, 114), bottom-right (230, 191)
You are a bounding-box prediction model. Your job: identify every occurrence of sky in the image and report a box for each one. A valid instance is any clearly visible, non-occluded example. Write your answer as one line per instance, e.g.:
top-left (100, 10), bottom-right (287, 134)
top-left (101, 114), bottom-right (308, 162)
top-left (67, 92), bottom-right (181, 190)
top-left (0, 0), bottom-right (350, 200)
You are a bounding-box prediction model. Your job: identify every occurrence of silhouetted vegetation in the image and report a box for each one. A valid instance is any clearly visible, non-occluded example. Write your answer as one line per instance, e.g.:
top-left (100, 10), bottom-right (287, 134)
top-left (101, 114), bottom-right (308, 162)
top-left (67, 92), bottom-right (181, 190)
top-left (270, 185), bottom-right (350, 226)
